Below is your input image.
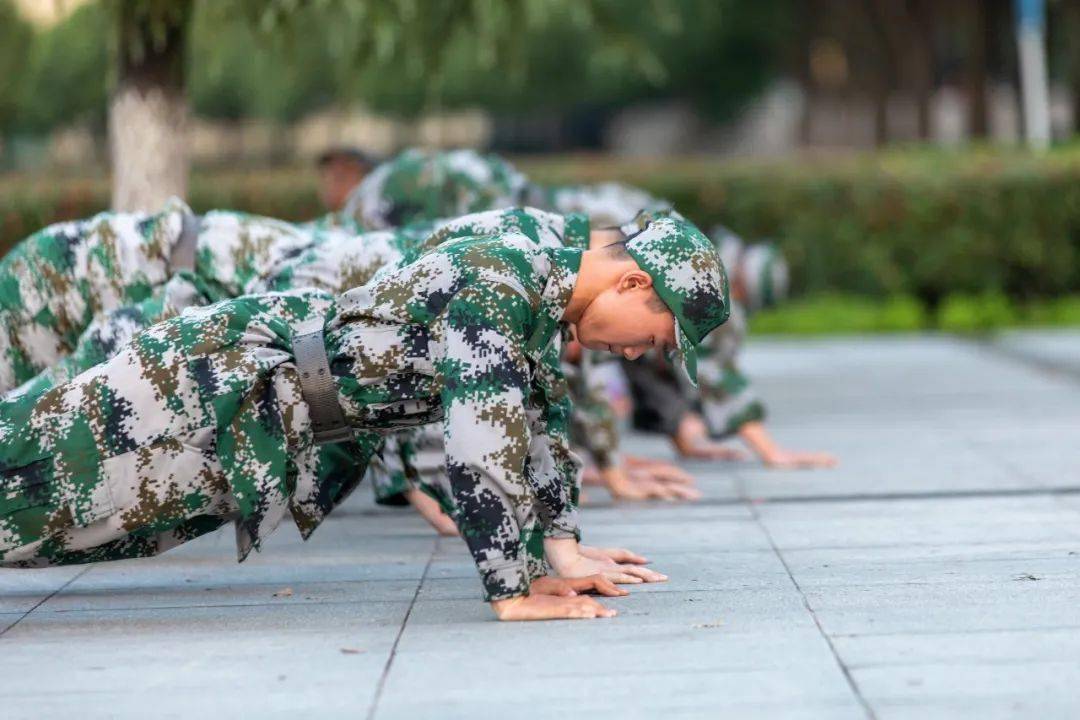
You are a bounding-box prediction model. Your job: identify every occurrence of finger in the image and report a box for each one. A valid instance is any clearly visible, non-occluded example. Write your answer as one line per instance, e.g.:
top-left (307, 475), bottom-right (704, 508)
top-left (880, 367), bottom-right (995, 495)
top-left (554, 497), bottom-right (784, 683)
top-left (603, 571), bottom-right (644, 584)
top-left (668, 484), bottom-right (703, 501)
top-left (594, 577), bottom-right (629, 596)
top-left (574, 574), bottom-right (629, 596)
top-left (602, 548), bottom-right (649, 564)
top-left (567, 597), bottom-right (605, 618)
top-left (648, 465), bottom-right (696, 485)
top-left (619, 564), bottom-right (668, 582)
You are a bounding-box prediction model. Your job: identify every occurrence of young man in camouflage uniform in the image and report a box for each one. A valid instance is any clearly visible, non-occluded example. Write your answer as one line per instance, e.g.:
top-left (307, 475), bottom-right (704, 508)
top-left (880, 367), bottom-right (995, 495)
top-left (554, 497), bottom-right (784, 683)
top-left (0, 211), bottom-right (727, 621)
top-left (340, 150), bottom-right (703, 496)
top-left (4, 202), bottom-right (687, 529)
top-left (338, 148), bottom-right (835, 471)
top-left (625, 229), bottom-right (836, 469)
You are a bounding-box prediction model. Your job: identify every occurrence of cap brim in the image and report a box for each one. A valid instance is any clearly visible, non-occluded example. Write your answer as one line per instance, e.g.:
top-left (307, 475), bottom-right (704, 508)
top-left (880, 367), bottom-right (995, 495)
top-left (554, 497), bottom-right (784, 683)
top-left (671, 317), bottom-right (698, 386)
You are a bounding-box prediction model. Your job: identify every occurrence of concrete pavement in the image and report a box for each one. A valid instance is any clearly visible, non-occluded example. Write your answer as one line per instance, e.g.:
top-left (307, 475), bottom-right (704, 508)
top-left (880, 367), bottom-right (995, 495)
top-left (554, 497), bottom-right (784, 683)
top-left (3, 333), bottom-right (1080, 719)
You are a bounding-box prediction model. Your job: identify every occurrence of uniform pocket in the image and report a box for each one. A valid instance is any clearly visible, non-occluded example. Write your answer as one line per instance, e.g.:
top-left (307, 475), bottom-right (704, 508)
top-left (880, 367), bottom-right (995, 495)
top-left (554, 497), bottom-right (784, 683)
top-left (0, 458), bottom-right (75, 549)
top-left (98, 426), bottom-right (223, 532)
top-left (1, 459), bottom-right (55, 515)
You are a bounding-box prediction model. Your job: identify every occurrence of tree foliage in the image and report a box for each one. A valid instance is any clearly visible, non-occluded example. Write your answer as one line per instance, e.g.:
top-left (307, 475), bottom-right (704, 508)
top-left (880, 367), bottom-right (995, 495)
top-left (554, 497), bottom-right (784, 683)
top-left (1, 0), bottom-right (785, 134)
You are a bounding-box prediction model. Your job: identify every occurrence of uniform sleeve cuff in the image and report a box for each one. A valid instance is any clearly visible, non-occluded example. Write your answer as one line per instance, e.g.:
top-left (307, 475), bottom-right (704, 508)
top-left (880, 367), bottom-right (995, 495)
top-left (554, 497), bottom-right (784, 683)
top-left (480, 561), bottom-right (531, 602)
top-left (544, 508), bottom-right (580, 541)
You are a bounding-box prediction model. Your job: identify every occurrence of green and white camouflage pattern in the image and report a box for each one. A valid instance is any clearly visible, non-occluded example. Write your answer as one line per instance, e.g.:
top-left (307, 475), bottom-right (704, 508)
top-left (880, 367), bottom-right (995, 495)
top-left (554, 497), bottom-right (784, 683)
top-left (714, 227), bottom-right (789, 312)
top-left (694, 301), bottom-right (765, 437)
top-left (2, 206), bottom-right (610, 528)
top-left (0, 198), bottom-right (356, 395)
top-left (0, 198), bottom-right (189, 393)
top-left (564, 350), bottom-right (621, 469)
top-left (528, 181), bottom-right (668, 227)
top-left (342, 148), bottom-right (530, 231)
top-left (0, 232), bottom-right (587, 601)
top-left (0, 289), bottom-right (367, 567)
top-left (619, 209), bottom-right (731, 385)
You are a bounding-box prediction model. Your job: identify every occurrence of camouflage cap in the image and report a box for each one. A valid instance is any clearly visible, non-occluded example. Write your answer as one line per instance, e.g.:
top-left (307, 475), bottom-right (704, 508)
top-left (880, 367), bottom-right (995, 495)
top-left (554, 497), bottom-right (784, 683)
top-left (620, 210), bottom-right (730, 385)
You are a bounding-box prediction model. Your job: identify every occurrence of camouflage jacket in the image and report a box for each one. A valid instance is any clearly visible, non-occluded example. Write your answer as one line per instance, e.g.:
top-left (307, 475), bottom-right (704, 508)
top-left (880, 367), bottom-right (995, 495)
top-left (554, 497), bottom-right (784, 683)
top-left (326, 234), bottom-right (584, 600)
top-left (0, 233), bottom-right (584, 602)
top-left (0, 198), bottom-right (354, 394)
top-left (695, 301), bottom-right (765, 437)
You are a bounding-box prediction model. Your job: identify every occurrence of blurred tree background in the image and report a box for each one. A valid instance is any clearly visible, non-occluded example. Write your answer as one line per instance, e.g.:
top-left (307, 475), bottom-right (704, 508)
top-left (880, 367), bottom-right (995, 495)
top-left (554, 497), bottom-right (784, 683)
top-left (0, 0), bottom-right (785, 143)
top-left (3, 0), bottom-right (1080, 332)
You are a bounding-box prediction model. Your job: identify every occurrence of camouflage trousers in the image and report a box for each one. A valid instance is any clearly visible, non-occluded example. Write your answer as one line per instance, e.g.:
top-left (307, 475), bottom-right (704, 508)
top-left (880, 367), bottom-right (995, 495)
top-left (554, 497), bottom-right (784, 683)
top-left (0, 290), bottom-right (373, 567)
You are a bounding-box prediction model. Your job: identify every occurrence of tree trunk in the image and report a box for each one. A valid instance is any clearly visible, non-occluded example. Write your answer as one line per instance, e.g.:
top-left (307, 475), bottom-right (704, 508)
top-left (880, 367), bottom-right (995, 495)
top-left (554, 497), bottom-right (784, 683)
top-left (906, 0), bottom-right (935, 141)
top-left (109, 2), bottom-right (193, 212)
top-left (966, 0), bottom-right (989, 138)
top-left (862, 0), bottom-right (898, 146)
top-left (1064, 0), bottom-right (1080, 133)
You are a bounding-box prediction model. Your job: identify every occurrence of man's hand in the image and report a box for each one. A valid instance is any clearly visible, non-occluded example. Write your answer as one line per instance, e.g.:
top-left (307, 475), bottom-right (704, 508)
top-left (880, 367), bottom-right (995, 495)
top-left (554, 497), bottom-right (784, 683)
top-left (623, 455), bottom-right (696, 485)
top-left (738, 421), bottom-right (839, 470)
top-left (490, 594), bottom-right (617, 621)
top-left (545, 538), bottom-right (667, 585)
top-left (673, 414), bottom-right (747, 461)
top-left (530, 574), bottom-right (628, 597)
top-left (601, 466), bottom-right (701, 501)
top-left (405, 489), bottom-right (459, 536)
top-left (761, 450), bottom-right (839, 469)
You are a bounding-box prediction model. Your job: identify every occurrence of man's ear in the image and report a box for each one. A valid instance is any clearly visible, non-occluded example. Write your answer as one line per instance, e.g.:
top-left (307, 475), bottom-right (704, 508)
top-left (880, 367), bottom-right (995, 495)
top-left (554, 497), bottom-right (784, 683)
top-left (617, 269), bottom-right (655, 293)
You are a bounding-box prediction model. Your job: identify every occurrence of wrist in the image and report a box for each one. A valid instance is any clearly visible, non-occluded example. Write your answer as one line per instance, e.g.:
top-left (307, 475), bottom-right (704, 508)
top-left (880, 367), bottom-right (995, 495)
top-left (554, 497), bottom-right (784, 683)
top-left (490, 595), bottom-right (526, 619)
top-left (543, 536), bottom-right (580, 574)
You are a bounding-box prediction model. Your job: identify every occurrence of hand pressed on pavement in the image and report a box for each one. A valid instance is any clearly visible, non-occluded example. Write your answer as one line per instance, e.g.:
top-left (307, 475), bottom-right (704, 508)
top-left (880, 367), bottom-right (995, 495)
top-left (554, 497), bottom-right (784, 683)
top-left (490, 594), bottom-right (617, 621)
top-left (738, 421), bottom-right (839, 470)
top-left (530, 574), bottom-right (628, 597)
top-left (545, 538), bottom-right (667, 585)
top-left (673, 415), bottom-right (747, 461)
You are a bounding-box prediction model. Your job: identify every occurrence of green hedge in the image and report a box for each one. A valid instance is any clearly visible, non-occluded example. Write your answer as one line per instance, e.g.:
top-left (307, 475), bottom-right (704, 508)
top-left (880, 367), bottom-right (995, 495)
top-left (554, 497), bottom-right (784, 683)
top-left (525, 146), bottom-right (1080, 304)
top-left (749, 292), bottom-right (1080, 335)
top-left (4, 147), bottom-right (1080, 308)
top-left (0, 168), bottom-right (324, 257)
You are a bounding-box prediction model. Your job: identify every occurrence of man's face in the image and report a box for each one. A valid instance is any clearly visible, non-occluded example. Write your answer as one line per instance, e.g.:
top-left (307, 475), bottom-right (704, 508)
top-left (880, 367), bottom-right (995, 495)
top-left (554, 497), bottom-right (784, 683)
top-left (574, 271), bottom-right (677, 361)
top-left (319, 158), bottom-right (367, 212)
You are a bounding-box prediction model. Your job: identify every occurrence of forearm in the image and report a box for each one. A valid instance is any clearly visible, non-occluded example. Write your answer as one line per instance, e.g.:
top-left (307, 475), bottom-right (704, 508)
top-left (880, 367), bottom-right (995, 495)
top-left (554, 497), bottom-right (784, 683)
top-left (737, 421), bottom-right (780, 459)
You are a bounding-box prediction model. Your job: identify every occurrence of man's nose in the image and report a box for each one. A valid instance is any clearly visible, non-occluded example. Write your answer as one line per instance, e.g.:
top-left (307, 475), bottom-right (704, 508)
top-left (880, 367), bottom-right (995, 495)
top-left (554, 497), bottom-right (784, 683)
top-left (623, 346), bottom-right (646, 360)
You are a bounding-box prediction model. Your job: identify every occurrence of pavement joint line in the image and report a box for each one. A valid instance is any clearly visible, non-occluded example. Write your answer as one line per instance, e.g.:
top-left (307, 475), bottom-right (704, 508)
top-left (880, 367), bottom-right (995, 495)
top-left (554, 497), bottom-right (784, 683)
top-left (582, 485), bottom-right (1080, 513)
top-left (29, 598), bottom-right (416, 614)
top-left (966, 334), bottom-right (1080, 383)
top-left (748, 502), bottom-right (878, 720)
top-left (367, 536), bottom-right (438, 720)
top-left (832, 624), bottom-right (1080, 639)
top-left (0, 566), bottom-right (91, 639)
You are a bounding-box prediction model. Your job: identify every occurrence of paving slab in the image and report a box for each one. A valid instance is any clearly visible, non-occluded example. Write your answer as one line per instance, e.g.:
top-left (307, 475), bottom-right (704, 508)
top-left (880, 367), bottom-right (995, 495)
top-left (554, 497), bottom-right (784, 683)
top-left (1, 334), bottom-right (1079, 718)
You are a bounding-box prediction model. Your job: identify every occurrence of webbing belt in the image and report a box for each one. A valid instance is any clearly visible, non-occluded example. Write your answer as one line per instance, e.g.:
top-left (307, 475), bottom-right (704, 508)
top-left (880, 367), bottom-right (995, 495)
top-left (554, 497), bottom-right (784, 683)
top-left (169, 212), bottom-right (201, 272)
top-left (292, 319), bottom-right (352, 445)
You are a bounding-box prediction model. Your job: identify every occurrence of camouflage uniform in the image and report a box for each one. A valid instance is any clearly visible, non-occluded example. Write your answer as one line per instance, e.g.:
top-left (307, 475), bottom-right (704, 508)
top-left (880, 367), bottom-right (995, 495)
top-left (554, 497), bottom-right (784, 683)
top-left (341, 148), bottom-right (530, 231)
top-left (0, 198), bottom-right (353, 394)
top-left (527, 181), bottom-right (668, 227)
top-left (261, 206), bottom-right (595, 509)
top-left (4, 206), bottom-right (601, 519)
top-left (0, 213), bottom-right (728, 602)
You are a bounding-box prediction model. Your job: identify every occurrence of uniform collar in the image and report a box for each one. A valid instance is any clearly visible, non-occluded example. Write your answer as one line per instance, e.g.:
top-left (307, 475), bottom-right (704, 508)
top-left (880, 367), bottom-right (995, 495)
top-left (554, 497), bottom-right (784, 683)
top-left (526, 246), bottom-right (582, 360)
top-left (563, 213), bottom-right (591, 251)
